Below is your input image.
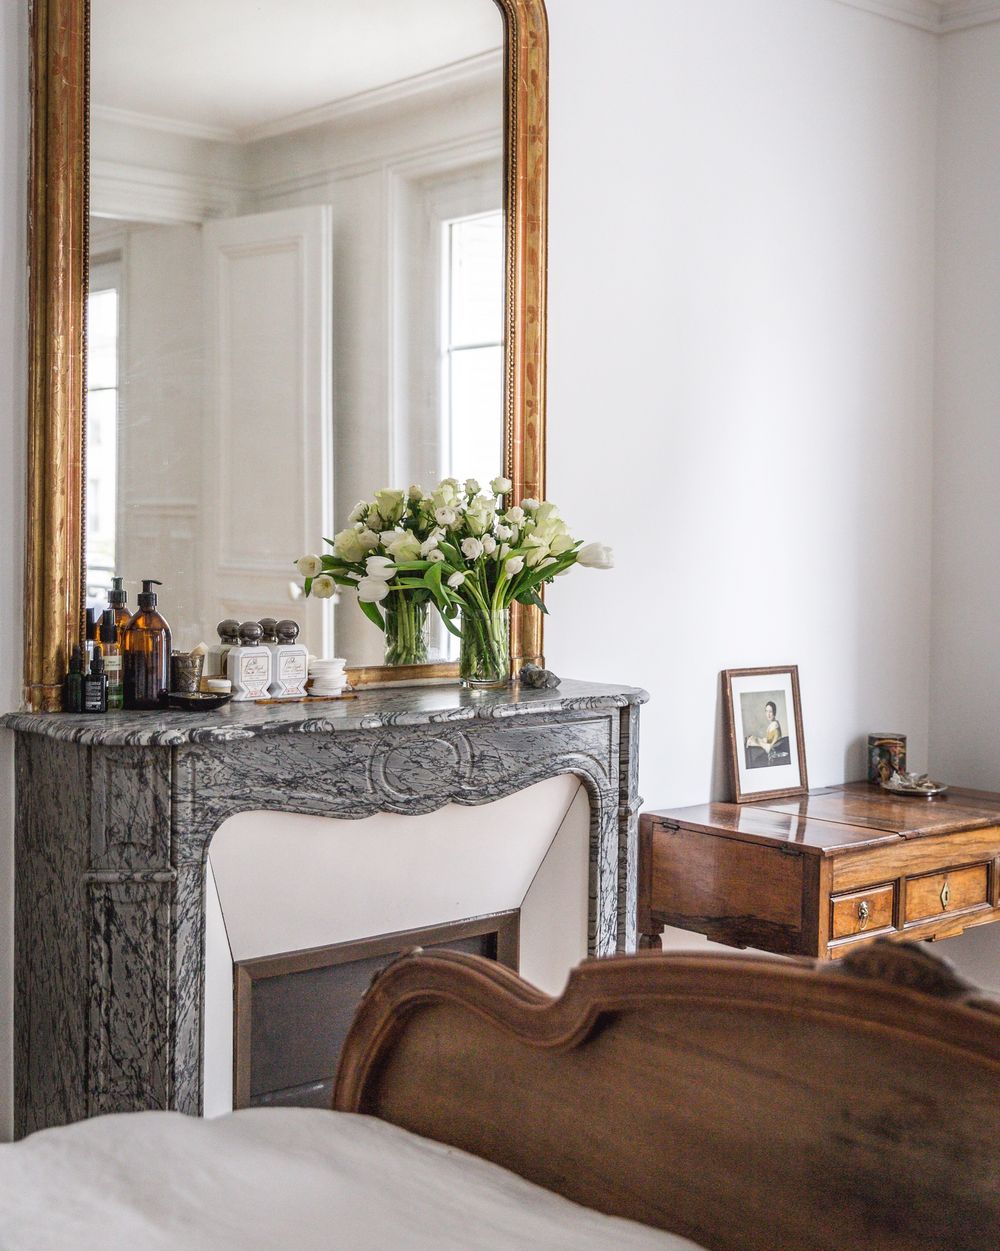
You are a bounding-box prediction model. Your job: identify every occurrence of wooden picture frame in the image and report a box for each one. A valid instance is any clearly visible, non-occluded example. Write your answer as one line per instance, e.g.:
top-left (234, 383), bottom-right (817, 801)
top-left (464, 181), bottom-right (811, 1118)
top-left (722, 664), bottom-right (808, 802)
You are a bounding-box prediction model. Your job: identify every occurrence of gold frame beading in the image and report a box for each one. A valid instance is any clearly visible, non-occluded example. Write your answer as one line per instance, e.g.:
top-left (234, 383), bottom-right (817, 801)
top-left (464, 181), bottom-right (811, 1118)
top-left (23, 0), bottom-right (547, 709)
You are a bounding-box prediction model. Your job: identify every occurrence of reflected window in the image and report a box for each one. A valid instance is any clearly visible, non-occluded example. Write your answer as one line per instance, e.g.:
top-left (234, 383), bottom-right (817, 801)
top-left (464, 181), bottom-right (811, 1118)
top-left (442, 211), bottom-right (504, 483)
top-left (86, 261), bottom-right (120, 607)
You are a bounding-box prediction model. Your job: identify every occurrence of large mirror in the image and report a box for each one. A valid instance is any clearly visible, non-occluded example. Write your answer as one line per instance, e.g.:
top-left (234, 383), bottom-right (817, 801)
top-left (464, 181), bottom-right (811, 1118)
top-left (23, 0), bottom-right (547, 707)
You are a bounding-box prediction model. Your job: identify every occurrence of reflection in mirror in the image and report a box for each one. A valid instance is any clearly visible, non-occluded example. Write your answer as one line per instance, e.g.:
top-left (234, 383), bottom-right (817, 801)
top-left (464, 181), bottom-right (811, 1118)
top-left (87, 0), bottom-right (504, 669)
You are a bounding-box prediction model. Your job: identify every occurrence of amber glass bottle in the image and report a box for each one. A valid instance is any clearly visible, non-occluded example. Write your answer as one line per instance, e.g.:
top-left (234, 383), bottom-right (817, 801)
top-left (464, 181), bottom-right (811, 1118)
top-left (123, 579), bottom-right (172, 710)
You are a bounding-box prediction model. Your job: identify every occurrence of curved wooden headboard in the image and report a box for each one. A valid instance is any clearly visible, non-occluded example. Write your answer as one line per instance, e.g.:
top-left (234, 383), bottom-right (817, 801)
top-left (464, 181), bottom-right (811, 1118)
top-left (334, 942), bottom-right (1000, 1251)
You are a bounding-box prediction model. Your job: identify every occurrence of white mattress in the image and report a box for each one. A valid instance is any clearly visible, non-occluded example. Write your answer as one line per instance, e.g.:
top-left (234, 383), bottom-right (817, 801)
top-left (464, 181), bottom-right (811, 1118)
top-left (0, 1108), bottom-right (706, 1250)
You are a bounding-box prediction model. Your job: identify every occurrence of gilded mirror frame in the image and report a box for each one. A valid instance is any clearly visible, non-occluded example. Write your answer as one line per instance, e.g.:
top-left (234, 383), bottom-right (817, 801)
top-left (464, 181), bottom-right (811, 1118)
top-left (24, 0), bottom-right (548, 710)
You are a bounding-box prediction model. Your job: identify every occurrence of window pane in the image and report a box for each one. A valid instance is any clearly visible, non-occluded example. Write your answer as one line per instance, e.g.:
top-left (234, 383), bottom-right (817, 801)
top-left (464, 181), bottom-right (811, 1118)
top-left (86, 387), bottom-right (117, 577)
top-left (449, 213), bottom-right (503, 347)
top-left (449, 344), bottom-right (502, 485)
top-left (87, 288), bottom-right (119, 390)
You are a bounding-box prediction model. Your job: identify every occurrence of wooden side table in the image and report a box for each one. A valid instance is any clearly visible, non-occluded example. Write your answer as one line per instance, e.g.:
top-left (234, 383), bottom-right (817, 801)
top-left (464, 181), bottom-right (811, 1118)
top-left (639, 783), bottom-right (1000, 959)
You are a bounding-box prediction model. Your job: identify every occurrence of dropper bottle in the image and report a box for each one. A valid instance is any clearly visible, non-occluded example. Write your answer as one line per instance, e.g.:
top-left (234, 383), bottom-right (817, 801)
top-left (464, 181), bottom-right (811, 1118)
top-left (122, 579), bottom-right (172, 710)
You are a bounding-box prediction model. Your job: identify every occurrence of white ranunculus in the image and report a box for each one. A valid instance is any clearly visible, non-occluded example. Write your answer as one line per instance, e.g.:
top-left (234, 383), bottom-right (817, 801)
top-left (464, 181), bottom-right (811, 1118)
top-left (480, 535), bottom-right (497, 555)
top-left (348, 501), bottom-right (368, 523)
top-left (427, 549), bottom-right (445, 563)
top-left (420, 531), bottom-right (442, 556)
top-left (490, 476), bottom-right (513, 496)
top-left (461, 537), bottom-right (485, 560)
top-left (387, 531), bottom-right (422, 562)
top-left (295, 554), bottom-right (323, 578)
top-left (504, 507), bottom-right (525, 526)
top-left (365, 555), bottom-right (396, 581)
top-left (464, 478), bottom-right (481, 496)
top-left (357, 577), bottom-right (391, 603)
top-left (494, 523), bottom-right (513, 542)
top-left (520, 498), bottom-right (540, 512)
top-left (408, 483), bottom-right (424, 501)
top-left (311, 573), bottom-right (337, 599)
top-left (505, 555), bottom-right (525, 575)
top-left (374, 488), bottom-right (406, 524)
top-left (447, 571), bottom-right (466, 589)
top-left (577, 542), bottom-right (614, 569)
top-left (435, 506), bottom-right (458, 528)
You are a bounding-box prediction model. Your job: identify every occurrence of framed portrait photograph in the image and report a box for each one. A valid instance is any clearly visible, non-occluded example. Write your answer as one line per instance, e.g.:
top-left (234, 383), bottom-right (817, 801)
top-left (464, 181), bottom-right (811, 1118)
top-left (722, 666), bottom-right (808, 803)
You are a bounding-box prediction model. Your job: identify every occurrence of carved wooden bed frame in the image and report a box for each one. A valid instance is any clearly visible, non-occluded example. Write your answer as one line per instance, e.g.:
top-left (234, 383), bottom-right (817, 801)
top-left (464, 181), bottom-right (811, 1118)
top-left (335, 941), bottom-right (1000, 1251)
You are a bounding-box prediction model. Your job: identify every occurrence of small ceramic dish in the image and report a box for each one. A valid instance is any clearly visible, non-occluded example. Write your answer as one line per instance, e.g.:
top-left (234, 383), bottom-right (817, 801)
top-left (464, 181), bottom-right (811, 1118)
top-left (880, 772), bottom-right (948, 798)
top-left (166, 690), bottom-right (233, 712)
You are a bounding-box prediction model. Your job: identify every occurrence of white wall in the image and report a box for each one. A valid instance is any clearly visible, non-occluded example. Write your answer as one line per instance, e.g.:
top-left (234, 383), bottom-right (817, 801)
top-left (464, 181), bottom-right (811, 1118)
top-left (927, 21), bottom-right (1000, 987)
top-left (0, 0), bottom-right (26, 1143)
top-left (546, 0), bottom-right (938, 809)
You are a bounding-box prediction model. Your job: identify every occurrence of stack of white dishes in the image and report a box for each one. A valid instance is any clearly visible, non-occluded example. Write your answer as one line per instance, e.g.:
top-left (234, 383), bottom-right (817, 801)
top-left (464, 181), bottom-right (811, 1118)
top-left (308, 657), bottom-right (348, 697)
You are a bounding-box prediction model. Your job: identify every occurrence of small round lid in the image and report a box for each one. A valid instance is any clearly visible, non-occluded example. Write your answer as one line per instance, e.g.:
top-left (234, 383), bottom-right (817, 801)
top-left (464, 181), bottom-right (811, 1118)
top-left (217, 618), bottom-right (240, 643)
top-left (238, 621), bottom-right (264, 646)
top-left (258, 617), bottom-right (279, 642)
top-left (276, 619), bottom-right (299, 643)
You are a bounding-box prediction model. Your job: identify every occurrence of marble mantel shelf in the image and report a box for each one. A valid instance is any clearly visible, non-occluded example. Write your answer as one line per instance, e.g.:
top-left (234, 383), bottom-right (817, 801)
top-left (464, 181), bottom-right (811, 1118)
top-left (4, 678), bottom-right (647, 1136)
top-left (1, 678), bottom-right (648, 747)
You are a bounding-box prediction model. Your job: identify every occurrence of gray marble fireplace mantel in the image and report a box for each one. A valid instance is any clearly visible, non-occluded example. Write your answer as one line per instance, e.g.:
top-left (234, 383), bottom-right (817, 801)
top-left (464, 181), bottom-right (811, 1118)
top-left (3, 679), bottom-right (647, 1136)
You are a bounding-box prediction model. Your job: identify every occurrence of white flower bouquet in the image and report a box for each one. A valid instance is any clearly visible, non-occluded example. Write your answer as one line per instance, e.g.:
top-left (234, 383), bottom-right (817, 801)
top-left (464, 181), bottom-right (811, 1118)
top-left (296, 476), bottom-right (613, 685)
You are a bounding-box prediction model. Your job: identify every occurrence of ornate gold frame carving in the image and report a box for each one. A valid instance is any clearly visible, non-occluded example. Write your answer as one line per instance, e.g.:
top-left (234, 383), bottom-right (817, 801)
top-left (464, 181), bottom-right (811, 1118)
top-left (24, 0), bottom-right (547, 709)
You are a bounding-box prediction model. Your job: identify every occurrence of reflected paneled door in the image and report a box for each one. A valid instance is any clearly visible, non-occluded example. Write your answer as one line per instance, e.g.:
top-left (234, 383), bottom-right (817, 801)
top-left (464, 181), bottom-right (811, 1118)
top-left (202, 207), bottom-right (334, 655)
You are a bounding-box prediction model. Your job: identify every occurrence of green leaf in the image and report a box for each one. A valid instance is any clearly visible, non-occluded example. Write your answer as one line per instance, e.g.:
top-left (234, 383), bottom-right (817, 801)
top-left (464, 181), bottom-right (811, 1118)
top-left (303, 576), bottom-right (313, 597)
top-left (358, 599), bottom-right (386, 632)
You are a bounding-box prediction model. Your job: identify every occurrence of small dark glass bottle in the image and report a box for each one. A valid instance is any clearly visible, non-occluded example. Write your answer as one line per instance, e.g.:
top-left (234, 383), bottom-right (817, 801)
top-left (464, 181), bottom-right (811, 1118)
top-left (63, 644), bottom-right (84, 712)
top-left (123, 579), bottom-right (172, 710)
top-left (83, 647), bottom-right (108, 713)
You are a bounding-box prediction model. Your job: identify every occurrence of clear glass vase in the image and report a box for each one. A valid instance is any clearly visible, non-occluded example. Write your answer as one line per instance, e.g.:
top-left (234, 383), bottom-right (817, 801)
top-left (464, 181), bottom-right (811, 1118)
top-left (383, 594), bottom-right (430, 667)
top-left (459, 605), bottom-right (510, 690)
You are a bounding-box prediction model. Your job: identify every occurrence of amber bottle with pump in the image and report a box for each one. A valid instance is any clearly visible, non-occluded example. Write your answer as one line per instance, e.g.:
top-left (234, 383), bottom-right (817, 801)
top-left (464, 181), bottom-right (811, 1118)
top-left (123, 579), bottom-right (172, 710)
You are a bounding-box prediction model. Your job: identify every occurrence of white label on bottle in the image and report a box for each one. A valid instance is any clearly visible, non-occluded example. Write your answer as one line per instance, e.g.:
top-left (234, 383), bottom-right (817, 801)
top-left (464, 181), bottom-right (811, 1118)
top-left (104, 655), bottom-right (122, 677)
top-left (238, 651), bottom-right (270, 697)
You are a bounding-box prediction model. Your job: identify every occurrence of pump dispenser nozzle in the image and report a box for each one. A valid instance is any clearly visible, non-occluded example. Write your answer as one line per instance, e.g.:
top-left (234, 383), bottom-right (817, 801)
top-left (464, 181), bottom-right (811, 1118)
top-left (137, 579), bottom-right (162, 611)
top-left (109, 576), bottom-right (127, 608)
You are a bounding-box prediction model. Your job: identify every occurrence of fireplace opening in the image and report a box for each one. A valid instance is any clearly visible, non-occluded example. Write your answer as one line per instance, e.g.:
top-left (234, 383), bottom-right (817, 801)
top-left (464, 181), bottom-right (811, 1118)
top-left (233, 911), bottom-right (519, 1111)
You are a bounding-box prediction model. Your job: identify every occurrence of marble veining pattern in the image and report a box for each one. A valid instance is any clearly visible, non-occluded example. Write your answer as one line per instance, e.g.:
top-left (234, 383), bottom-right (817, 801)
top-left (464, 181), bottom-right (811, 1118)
top-left (5, 680), bottom-right (647, 1130)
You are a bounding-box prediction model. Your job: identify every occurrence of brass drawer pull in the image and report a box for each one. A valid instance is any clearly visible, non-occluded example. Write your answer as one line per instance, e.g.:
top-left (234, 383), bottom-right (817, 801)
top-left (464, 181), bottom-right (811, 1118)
top-left (857, 900), bottom-right (871, 930)
top-left (941, 880), bottom-right (951, 909)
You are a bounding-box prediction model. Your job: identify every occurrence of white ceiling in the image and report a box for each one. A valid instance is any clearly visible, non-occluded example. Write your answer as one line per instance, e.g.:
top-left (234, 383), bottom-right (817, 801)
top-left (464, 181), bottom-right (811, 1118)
top-left (90, 0), bottom-right (503, 134)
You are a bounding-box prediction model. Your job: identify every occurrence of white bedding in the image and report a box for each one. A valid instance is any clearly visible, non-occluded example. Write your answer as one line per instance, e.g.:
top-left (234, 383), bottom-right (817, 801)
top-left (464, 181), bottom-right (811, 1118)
top-left (0, 1108), bottom-right (706, 1250)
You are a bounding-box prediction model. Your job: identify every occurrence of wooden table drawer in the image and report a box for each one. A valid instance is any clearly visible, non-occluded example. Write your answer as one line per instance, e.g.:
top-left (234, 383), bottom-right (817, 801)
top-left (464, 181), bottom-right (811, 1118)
top-left (905, 863), bottom-right (989, 923)
top-left (830, 884), bottom-right (894, 940)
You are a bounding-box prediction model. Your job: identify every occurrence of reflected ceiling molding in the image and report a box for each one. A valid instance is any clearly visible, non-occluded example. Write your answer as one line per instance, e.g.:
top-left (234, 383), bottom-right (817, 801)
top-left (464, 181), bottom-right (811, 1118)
top-left (240, 48), bottom-right (503, 144)
top-left (90, 159), bottom-right (249, 224)
top-left (89, 104), bottom-right (235, 144)
top-left (832, 0), bottom-right (1000, 29)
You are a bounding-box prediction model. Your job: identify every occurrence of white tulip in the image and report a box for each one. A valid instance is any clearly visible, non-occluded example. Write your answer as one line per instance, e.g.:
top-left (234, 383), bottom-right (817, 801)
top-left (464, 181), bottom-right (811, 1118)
top-left (465, 478), bottom-right (481, 496)
top-left (295, 554), bottom-right (323, 578)
top-left (577, 542), bottom-right (614, 569)
top-left (461, 537), bottom-right (485, 560)
top-left (365, 555), bottom-right (396, 581)
top-left (311, 574), bottom-right (337, 599)
top-left (504, 507), bottom-right (525, 526)
top-left (481, 535), bottom-right (497, 555)
top-left (427, 549), bottom-right (445, 563)
top-left (505, 555), bottom-right (525, 575)
top-left (348, 501), bottom-right (368, 523)
top-left (447, 571), bottom-right (467, 589)
top-left (357, 577), bottom-right (391, 603)
top-left (490, 476), bottom-right (513, 496)
top-left (520, 498), bottom-right (540, 512)
top-left (435, 506), bottom-right (459, 528)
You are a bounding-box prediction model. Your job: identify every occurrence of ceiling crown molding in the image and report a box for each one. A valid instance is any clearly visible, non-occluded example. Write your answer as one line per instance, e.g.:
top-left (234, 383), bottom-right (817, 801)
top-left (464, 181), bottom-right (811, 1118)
top-left (833, 0), bottom-right (1000, 30)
